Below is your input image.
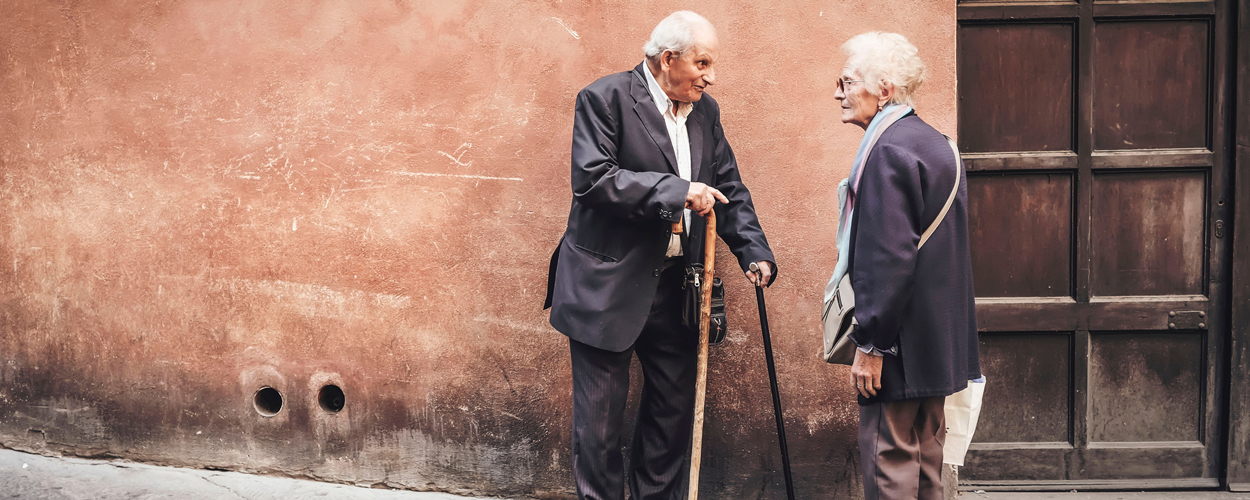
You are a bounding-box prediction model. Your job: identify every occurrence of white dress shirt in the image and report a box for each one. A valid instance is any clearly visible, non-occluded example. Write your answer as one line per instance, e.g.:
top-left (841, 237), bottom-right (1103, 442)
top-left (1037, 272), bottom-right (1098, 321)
top-left (641, 63), bottom-right (693, 258)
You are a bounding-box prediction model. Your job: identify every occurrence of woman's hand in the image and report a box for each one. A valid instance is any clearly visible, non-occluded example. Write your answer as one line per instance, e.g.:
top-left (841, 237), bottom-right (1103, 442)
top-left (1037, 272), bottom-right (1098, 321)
top-left (850, 350), bottom-right (883, 398)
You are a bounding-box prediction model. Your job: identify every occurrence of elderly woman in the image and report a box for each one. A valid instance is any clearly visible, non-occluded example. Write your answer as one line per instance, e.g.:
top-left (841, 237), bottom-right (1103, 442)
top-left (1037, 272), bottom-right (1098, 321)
top-left (829, 32), bottom-right (981, 500)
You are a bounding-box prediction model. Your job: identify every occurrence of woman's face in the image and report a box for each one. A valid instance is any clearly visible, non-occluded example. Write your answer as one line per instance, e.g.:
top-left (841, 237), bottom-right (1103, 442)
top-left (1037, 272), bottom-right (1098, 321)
top-left (834, 66), bottom-right (880, 130)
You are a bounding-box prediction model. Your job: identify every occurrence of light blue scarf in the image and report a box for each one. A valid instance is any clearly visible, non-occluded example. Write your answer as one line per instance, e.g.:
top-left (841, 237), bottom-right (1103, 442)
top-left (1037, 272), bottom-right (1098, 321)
top-left (824, 104), bottom-right (912, 303)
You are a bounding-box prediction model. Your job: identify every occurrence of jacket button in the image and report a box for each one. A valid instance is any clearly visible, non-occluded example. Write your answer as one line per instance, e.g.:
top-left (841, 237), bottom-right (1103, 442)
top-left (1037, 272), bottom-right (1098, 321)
top-left (653, 269), bottom-right (660, 277)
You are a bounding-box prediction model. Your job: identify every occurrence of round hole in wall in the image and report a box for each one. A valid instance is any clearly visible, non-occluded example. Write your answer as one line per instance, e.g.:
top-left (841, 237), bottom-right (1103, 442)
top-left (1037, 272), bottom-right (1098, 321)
top-left (253, 387), bottom-right (283, 417)
top-left (318, 384), bottom-right (345, 413)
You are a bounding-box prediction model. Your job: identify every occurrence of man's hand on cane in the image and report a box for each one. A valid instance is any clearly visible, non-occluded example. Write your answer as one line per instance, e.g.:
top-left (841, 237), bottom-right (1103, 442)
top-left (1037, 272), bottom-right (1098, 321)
top-left (747, 261), bottom-right (772, 287)
top-left (689, 182), bottom-right (772, 287)
top-left (686, 182), bottom-right (727, 216)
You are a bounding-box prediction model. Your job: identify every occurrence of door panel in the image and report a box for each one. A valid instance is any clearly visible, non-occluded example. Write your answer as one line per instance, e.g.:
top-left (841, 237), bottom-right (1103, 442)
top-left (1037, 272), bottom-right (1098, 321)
top-left (1081, 446), bottom-right (1206, 479)
top-left (976, 334), bottom-right (1072, 443)
top-left (1093, 20), bottom-right (1210, 151)
top-left (1088, 332), bottom-right (1203, 443)
top-left (1090, 171), bottom-right (1206, 296)
top-left (964, 448), bottom-right (1071, 482)
top-left (968, 174), bottom-right (1073, 297)
top-left (957, 0), bottom-right (1230, 489)
top-left (958, 24), bottom-right (1075, 153)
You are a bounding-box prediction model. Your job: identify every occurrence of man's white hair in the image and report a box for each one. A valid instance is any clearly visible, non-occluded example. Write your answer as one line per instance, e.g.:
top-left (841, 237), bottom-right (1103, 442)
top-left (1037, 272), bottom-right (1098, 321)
top-left (643, 11), bottom-right (714, 62)
top-left (841, 32), bottom-right (926, 107)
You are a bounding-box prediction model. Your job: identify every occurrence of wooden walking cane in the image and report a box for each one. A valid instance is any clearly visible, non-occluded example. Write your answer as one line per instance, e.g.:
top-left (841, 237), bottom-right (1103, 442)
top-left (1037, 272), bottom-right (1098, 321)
top-left (687, 210), bottom-right (715, 500)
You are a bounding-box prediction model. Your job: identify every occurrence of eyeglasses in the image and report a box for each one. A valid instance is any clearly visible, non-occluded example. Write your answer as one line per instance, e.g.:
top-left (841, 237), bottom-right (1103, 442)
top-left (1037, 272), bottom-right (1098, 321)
top-left (837, 78), bottom-right (865, 93)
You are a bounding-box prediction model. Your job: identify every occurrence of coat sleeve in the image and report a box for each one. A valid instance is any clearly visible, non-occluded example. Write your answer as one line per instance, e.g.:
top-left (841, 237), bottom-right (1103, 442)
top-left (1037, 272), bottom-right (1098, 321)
top-left (847, 142), bottom-right (924, 352)
top-left (708, 107), bottom-right (777, 281)
top-left (570, 87), bottom-right (688, 222)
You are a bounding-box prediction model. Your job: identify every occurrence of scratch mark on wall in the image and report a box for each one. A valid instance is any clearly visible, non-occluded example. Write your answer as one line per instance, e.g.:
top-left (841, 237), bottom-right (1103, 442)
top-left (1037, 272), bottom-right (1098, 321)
top-left (338, 185), bottom-right (389, 193)
top-left (388, 171), bottom-right (522, 182)
top-left (157, 276), bottom-right (412, 319)
top-left (497, 410), bottom-right (524, 422)
top-left (437, 143), bottom-right (473, 167)
top-left (551, 17), bottom-right (580, 39)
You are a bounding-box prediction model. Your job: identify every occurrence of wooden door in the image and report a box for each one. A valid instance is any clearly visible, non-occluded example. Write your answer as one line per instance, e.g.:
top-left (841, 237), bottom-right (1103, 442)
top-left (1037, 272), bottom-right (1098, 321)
top-left (956, 0), bottom-right (1234, 489)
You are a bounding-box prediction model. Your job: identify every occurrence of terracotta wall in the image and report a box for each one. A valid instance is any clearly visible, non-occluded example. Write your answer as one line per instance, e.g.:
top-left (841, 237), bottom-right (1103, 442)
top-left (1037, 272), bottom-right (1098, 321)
top-left (0, 0), bottom-right (955, 497)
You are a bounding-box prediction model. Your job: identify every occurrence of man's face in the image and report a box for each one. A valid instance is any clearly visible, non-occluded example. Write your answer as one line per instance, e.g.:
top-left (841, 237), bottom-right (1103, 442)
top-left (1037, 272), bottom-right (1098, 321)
top-left (660, 29), bottom-right (718, 103)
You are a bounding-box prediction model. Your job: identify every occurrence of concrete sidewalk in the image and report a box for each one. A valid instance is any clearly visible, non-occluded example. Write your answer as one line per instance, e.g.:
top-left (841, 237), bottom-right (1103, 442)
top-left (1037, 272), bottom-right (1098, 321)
top-left (0, 448), bottom-right (500, 500)
top-left (969, 492), bottom-right (1250, 500)
top-left (5, 447), bottom-right (1250, 500)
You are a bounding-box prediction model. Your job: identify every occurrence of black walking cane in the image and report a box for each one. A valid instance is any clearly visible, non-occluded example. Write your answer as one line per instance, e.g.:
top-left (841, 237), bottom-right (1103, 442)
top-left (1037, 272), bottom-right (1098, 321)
top-left (750, 262), bottom-right (796, 500)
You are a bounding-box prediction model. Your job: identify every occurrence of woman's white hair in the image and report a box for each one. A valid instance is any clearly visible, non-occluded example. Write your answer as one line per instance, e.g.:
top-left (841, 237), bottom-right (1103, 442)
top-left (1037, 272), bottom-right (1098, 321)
top-left (643, 11), bottom-right (713, 62)
top-left (841, 32), bottom-right (926, 107)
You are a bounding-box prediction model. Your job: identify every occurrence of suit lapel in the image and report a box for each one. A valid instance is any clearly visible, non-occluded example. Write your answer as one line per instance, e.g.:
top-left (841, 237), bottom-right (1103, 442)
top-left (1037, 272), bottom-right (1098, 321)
top-left (630, 64), bottom-right (679, 175)
top-left (687, 109), bottom-right (704, 182)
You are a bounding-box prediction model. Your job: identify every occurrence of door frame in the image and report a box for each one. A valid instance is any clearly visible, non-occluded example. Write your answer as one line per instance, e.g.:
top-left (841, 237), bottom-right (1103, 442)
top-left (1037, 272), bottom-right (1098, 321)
top-left (1226, 0), bottom-right (1250, 491)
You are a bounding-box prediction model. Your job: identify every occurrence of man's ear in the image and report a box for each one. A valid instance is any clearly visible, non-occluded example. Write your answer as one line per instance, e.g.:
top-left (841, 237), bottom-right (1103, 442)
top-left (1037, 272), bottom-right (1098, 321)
top-left (661, 50), bottom-right (676, 71)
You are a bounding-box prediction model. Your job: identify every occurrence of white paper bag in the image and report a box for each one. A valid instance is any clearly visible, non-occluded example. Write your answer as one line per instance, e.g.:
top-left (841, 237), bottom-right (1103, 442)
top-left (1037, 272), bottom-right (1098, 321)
top-left (943, 377), bottom-right (986, 466)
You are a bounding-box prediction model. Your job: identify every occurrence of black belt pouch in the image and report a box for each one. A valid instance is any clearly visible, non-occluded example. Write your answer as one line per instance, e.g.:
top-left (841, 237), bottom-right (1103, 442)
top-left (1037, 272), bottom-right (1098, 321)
top-left (681, 264), bottom-right (727, 344)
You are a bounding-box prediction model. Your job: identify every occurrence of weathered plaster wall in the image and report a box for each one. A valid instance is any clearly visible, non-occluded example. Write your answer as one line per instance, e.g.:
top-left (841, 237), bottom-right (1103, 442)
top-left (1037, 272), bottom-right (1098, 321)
top-left (0, 1), bottom-right (955, 497)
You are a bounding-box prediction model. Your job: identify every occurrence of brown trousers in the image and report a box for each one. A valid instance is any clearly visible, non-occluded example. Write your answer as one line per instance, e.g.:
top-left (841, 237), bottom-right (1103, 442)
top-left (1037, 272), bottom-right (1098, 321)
top-left (858, 396), bottom-right (947, 500)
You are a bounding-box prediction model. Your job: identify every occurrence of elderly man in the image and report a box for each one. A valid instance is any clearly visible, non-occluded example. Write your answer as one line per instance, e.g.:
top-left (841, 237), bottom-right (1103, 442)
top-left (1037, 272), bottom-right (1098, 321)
top-left (542, 11), bottom-right (777, 500)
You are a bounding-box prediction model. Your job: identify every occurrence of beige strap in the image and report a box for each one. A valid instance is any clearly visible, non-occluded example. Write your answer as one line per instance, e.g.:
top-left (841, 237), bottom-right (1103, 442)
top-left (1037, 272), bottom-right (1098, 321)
top-left (918, 136), bottom-right (963, 249)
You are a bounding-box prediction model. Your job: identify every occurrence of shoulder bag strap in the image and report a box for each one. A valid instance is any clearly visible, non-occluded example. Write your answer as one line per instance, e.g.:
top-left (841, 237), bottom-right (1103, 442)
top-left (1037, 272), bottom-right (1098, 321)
top-left (918, 135), bottom-right (963, 249)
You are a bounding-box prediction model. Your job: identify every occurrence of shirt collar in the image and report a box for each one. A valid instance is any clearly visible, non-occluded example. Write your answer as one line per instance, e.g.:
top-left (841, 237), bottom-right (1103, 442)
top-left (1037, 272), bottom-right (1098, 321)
top-left (641, 61), bottom-right (693, 118)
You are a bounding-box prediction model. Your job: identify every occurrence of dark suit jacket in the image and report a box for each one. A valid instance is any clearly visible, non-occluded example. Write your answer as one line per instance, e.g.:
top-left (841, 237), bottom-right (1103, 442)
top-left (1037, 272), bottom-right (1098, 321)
top-left (544, 62), bottom-right (776, 352)
top-left (846, 114), bottom-right (982, 403)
